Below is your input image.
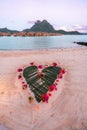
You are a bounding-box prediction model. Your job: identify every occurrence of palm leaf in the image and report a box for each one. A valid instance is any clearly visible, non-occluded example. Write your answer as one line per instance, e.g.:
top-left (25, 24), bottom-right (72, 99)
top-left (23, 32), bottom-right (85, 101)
top-left (23, 65), bottom-right (61, 102)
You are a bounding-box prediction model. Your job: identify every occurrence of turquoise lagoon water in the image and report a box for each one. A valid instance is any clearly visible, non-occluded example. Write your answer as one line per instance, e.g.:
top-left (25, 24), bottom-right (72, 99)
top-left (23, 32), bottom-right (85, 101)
top-left (0, 35), bottom-right (87, 50)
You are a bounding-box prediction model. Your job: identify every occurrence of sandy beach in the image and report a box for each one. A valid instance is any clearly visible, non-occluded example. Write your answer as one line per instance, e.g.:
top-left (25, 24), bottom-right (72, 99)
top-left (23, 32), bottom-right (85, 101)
top-left (0, 47), bottom-right (87, 130)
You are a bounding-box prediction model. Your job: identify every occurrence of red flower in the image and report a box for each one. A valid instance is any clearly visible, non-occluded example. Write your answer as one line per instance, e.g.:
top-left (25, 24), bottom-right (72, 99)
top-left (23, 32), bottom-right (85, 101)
top-left (30, 62), bottom-right (34, 66)
top-left (18, 75), bottom-right (22, 79)
top-left (58, 74), bottom-right (63, 79)
top-left (38, 73), bottom-right (44, 78)
top-left (23, 84), bottom-right (28, 88)
top-left (38, 65), bottom-right (43, 69)
top-left (52, 62), bottom-right (57, 66)
top-left (55, 83), bottom-right (58, 85)
top-left (22, 82), bottom-right (25, 84)
top-left (48, 93), bottom-right (52, 96)
top-left (55, 86), bottom-right (57, 91)
top-left (48, 84), bottom-right (56, 92)
top-left (22, 84), bottom-right (28, 89)
top-left (56, 79), bottom-right (59, 82)
top-left (41, 94), bottom-right (49, 103)
top-left (17, 68), bottom-right (22, 72)
top-left (60, 68), bottom-right (66, 74)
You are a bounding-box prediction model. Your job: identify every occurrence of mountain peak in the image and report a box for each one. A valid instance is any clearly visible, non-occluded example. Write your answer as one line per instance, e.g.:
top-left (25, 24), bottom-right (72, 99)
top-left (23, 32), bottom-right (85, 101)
top-left (35, 20), bottom-right (41, 24)
top-left (35, 20), bottom-right (48, 24)
top-left (29, 20), bottom-right (55, 32)
top-left (42, 20), bottom-right (48, 23)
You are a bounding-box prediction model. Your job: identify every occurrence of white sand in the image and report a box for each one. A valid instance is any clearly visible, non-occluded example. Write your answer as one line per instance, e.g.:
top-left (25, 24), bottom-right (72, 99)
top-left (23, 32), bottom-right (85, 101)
top-left (0, 47), bottom-right (87, 130)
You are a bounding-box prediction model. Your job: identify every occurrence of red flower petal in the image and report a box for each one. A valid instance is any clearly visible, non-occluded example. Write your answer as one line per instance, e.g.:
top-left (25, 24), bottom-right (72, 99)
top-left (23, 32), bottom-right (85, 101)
top-left (38, 65), bottom-right (43, 69)
top-left (38, 73), bottom-right (44, 78)
top-left (55, 83), bottom-right (58, 85)
top-left (22, 84), bottom-right (28, 89)
top-left (58, 74), bottom-right (63, 79)
top-left (48, 85), bottom-right (55, 91)
top-left (30, 62), bottom-right (34, 65)
top-left (23, 84), bottom-right (28, 88)
top-left (18, 75), bottom-right (22, 79)
top-left (55, 87), bottom-right (57, 91)
top-left (22, 82), bottom-right (25, 84)
top-left (61, 69), bottom-right (66, 74)
top-left (48, 93), bottom-right (52, 96)
top-left (17, 68), bottom-right (22, 72)
top-left (52, 62), bottom-right (57, 66)
top-left (41, 94), bottom-right (49, 102)
top-left (56, 79), bottom-right (59, 82)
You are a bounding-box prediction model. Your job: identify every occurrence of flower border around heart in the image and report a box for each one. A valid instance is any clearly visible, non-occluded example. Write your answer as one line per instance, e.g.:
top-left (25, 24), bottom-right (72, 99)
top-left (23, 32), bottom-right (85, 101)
top-left (17, 62), bottom-right (66, 103)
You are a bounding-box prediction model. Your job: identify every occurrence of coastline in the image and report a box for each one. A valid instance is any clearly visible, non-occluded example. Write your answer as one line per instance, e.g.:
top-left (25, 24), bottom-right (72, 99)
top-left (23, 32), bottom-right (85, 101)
top-left (0, 46), bottom-right (86, 56)
top-left (0, 47), bottom-right (87, 130)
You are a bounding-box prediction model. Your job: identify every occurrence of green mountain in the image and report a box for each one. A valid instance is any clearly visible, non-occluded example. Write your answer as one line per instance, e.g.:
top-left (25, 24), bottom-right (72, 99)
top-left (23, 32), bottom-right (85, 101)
top-left (23, 20), bottom-right (55, 32)
top-left (0, 20), bottom-right (86, 35)
top-left (23, 20), bottom-right (81, 34)
top-left (55, 30), bottom-right (80, 35)
top-left (0, 27), bottom-right (19, 34)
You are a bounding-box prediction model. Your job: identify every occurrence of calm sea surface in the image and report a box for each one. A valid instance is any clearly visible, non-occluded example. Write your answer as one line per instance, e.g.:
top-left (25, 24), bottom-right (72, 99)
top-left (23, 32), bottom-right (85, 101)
top-left (0, 35), bottom-right (87, 50)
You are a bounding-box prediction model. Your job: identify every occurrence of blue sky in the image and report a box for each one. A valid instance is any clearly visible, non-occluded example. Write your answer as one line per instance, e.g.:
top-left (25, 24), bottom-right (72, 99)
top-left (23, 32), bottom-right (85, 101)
top-left (0, 0), bottom-right (87, 32)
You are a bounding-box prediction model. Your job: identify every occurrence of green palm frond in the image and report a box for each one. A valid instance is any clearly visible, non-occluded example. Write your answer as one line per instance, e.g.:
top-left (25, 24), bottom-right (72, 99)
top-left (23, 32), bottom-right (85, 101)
top-left (23, 66), bottom-right (61, 102)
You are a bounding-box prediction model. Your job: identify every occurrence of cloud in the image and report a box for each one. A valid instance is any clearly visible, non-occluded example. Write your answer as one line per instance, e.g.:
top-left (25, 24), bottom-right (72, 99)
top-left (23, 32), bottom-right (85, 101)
top-left (58, 26), bottom-right (74, 31)
top-left (27, 20), bottom-right (36, 24)
top-left (58, 25), bottom-right (87, 33)
top-left (72, 25), bottom-right (87, 32)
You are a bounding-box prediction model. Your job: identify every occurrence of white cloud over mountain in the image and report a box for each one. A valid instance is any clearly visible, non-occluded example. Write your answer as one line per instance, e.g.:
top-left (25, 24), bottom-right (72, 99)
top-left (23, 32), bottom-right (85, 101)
top-left (58, 25), bottom-right (87, 33)
top-left (72, 25), bottom-right (87, 32)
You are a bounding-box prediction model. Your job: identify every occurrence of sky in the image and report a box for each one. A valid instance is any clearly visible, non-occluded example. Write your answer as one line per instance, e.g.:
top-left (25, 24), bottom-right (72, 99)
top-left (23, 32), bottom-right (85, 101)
top-left (0, 0), bottom-right (87, 32)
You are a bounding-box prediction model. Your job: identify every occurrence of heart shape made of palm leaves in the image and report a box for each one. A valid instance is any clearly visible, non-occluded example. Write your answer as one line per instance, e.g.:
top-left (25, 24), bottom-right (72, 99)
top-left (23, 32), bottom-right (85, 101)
top-left (23, 66), bottom-right (61, 102)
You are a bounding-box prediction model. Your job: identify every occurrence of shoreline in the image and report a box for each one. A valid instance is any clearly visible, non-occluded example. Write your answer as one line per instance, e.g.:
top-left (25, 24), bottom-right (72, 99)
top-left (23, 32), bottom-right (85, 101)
top-left (0, 47), bottom-right (87, 130)
top-left (0, 45), bottom-right (84, 51)
top-left (0, 47), bottom-right (86, 59)
top-left (0, 45), bottom-right (86, 53)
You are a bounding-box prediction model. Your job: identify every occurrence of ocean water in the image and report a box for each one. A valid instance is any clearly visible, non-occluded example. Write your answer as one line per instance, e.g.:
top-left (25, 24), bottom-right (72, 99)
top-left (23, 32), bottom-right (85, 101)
top-left (0, 35), bottom-right (87, 50)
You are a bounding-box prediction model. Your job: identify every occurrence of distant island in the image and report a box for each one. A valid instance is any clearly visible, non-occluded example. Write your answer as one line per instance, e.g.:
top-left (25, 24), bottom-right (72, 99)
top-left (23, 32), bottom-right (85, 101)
top-left (0, 20), bottom-right (87, 37)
